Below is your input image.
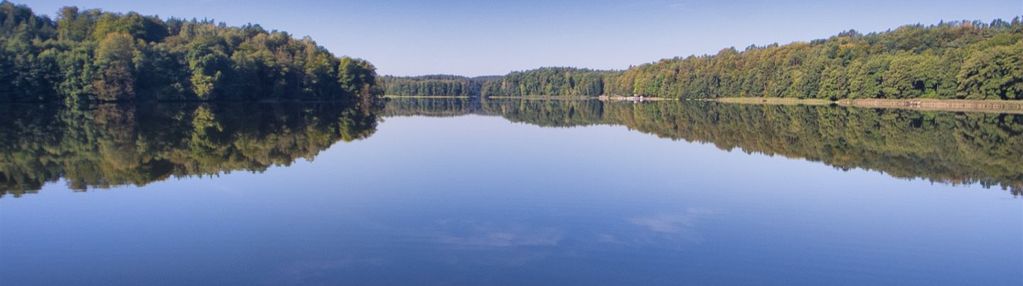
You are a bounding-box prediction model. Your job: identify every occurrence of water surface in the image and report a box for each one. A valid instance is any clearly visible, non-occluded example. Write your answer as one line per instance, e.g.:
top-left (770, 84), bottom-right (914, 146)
top-left (1, 100), bottom-right (1020, 285)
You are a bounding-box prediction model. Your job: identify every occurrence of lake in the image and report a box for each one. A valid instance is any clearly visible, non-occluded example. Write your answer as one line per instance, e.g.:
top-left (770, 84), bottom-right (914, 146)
top-left (1, 99), bottom-right (1021, 285)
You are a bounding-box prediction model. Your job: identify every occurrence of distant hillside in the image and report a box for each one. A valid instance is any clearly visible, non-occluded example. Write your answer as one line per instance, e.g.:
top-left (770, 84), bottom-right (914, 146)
top-left (383, 68), bottom-right (618, 97)
top-left (380, 75), bottom-right (483, 97)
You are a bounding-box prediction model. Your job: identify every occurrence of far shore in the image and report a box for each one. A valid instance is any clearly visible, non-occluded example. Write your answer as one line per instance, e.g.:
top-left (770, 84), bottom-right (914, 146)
top-left (597, 95), bottom-right (677, 102)
top-left (384, 95), bottom-right (471, 99)
top-left (383, 95), bottom-right (1023, 114)
top-left (486, 95), bottom-right (678, 101)
top-left (710, 97), bottom-right (1023, 114)
top-left (487, 95), bottom-right (594, 100)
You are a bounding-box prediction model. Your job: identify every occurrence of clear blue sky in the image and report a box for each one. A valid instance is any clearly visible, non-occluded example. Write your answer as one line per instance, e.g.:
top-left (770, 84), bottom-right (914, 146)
top-left (19, 0), bottom-right (1023, 76)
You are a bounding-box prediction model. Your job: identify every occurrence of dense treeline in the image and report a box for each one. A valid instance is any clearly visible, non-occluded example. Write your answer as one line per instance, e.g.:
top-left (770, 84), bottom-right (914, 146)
top-left (381, 68), bottom-right (616, 98)
top-left (0, 102), bottom-right (378, 197)
top-left (479, 67), bottom-right (617, 97)
top-left (7, 0), bottom-right (1016, 101)
top-left (608, 19), bottom-right (1023, 99)
top-left (383, 98), bottom-right (1023, 195)
top-left (0, 1), bottom-right (378, 104)
top-left (383, 19), bottom-right (1021, 100)
top-left (380, 75), bottom-right (486, 97)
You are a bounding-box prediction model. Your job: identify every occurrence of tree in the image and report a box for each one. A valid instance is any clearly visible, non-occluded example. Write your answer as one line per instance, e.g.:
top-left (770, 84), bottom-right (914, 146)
top-left (93, 32), bottom-right (138, 101)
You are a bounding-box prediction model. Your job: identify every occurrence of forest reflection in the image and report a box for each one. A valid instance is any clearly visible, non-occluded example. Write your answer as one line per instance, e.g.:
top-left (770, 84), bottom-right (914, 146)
top-left (0, 102), bottom-right (379, 197)
top-left (3, 98), bottom-right (1021, 197)
top-left (386, 98), bottom-right (1023, 196)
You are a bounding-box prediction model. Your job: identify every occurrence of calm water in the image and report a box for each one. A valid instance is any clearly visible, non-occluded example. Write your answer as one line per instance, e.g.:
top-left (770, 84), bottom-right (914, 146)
top-left (1, 100), bottom-right (1021, 285)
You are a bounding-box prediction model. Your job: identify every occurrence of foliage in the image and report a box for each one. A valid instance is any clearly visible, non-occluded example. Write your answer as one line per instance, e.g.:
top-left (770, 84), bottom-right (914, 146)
top-left (380, 75), bottom-right (485, 97)
top-left (0, 1), bottom-right (379, 104)
top-left (608, 19), bottom-right (1022, 99)
top-left (379, 19), bottom-right (1021, 100)
top-left (480, 67), bottom-right (617, 97)
top-left (381, 68), bottom-right (617, 98)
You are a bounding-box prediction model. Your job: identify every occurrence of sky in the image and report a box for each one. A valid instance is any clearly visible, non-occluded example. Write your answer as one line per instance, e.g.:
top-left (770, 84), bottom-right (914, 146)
top-left (19, 0), bottom-right (1023, 76)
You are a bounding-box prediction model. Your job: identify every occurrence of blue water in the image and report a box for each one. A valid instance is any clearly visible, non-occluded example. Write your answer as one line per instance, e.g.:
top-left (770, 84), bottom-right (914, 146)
top-left (1, 112), bottom-right (1021, 285)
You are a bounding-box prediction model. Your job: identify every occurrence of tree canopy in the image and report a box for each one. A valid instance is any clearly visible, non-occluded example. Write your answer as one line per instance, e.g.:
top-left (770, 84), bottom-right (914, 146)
top-left (608, 19), bottom-right (1022, 100)
top-left (380, 75), bottom-right (486, 97)
top-left (0, 1), bottom-right (379, 105)
top-left (379, 18), bottom-right (1022, 100)
top-left (480, 67), bottom-right (617, 97)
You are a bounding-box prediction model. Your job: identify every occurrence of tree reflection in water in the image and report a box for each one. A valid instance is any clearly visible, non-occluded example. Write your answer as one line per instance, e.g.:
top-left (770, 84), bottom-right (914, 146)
top-left (386, 98), bottom-right (1023, 195)
top-left (0, 101), bottom-right (379, 197)
top-left (2, 98), bottom-right (1021, 197)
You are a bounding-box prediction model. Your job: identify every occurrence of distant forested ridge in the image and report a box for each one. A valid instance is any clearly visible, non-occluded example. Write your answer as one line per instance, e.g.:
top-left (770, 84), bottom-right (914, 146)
top-left (386, 19), bottom-right (1022, 100)
top-left (383, 68), bottom-right (617, 98)
top-left (0, 1), bottom-right (378, 104)
top-left (479, 67), bottom-right (617, 97)
top-left (380, 75), bottom-right (488, 97)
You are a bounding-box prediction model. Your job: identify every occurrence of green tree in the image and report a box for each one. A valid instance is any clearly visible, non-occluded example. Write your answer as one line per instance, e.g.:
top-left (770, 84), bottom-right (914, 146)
top-left (93, 32), bottom-right (138, 101)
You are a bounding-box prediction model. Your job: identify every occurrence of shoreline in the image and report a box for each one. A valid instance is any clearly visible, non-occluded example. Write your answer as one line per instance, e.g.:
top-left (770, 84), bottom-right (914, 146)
top-left (710, 97), bottom-right (1023, 114)
top-left (485, 95), bottom-right (678, 101)
top-left (486, 96), bottom-right (595, 101)
top-left (384, 95), bottom-right (471, 99)
top-left (597, 95), bottom-right (677, 102)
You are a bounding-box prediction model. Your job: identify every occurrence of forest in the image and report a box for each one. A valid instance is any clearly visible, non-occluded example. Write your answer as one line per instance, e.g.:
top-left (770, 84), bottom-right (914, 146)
top-left (382, 68), bottom-right (615, 98)
top-left (0, 1), bottom-right (379, 104)
top-left (380, 75), bottom-right (487, 97)
top-left (3, 1), bottom-right (1018, 102)
top-left (385, 19), bottom-right (1022, 100)
top-left (479, 67), bottom-right (616, 97)
top-left (607, 19), bottom-right (1022, 100)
